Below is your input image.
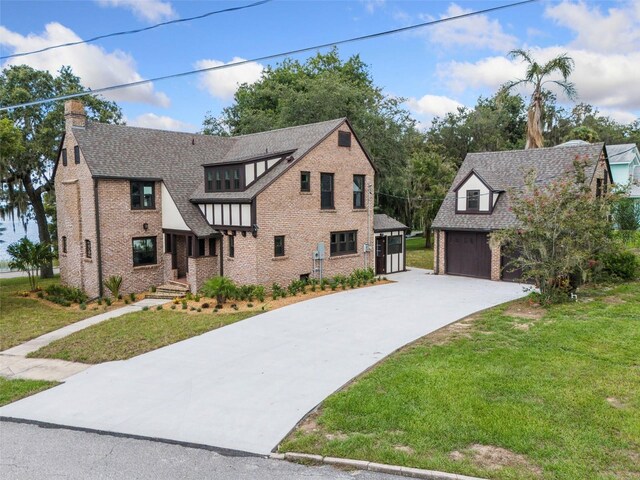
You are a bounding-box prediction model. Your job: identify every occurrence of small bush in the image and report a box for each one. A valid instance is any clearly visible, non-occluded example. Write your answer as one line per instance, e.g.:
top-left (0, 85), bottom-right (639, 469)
top-left (201, 302), bottom-right (210, 309)
top-left (200, 276), bottom-right (237, 304)
top-left (104, 297), bottom-right (112, 306)
top-left (247, 303), bottom-right (253, 308)
top-left (79, 302), bottom-right (87, 310)
top-left (124, 298), bottom-right (130, 305)
top-left (215, 304), bottom-right (223, 309)
top-left (129, 292), bottom-right (136, 302)
top-left (213, 308), bottom-right (219, 313)
top-left (97, 298), bottom-right (102, 305)
top-left (197, 308), bottom-right (202, 312)
top-left (272, 283), bottom-right (286, 300)
top-left (142, 306), bottom-right (149, 311)
top-left (254, 285), bottom-right (265, 302)
top-left (48, 296), bottom-right (71, 307)
top-left (232, 304), bottom-right (239, 311)
top-left (600, 250), bottom-right (639, 280)
top-left (185, 292), bottom-right (193, 301)
top-left (103, 275), bottom-right (122, 300)
top-left (173, 297), bottom-right (181, 304)
top-left (150, 285), bottom-right (156, 293)
top-left (194, 294), bottom-right (201, 302)
top-left (156, 305), bottom-right (163, 311)
top-left (171, 304), bottom-right (176, 310)
top-left (44, 284), bottom-right (88, 304)
top-left (182, 300), bottom-right (187, 310)
top-left (190, 306), bottom-right (196, 311)
top-left (36, 291), bottom-right (44, 299)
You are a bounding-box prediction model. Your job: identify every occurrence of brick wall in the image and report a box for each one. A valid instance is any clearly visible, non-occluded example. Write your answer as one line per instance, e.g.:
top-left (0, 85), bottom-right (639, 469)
top-left (490, 241), bottom-right (502, 281)
top-left (56, 119), bottom-right (100, 297)
top-left (221, 233), bottom-right (258, 285)
top-left (251, 125), bottom-right (375, 287)
top-left (434, 230), bottom-right (446, 274)
top-left (97, 179), bottom-right (164, 295)
top-left (590, 151), bottom-right (609, 197)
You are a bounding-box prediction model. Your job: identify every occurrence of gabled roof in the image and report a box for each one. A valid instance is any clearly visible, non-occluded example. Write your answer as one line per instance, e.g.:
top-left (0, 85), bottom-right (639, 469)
top-left (605, 143), bottom-right (639, 165)
top-left (432, 143), bottom-right (606, 231)
top-left (71, 118), bottom-right (360, 237)
top-left (373, 214), bottom-right (409, 232)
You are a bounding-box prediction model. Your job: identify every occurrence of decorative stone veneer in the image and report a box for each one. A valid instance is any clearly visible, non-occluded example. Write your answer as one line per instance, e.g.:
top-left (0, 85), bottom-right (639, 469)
top-left (434, 230), bottom-right (446, 274)
top-left (187, 252), bottom-right (219, 294)
top-left (251, 125), bottom-right (375, 287)
top-left (490, 240), bottom-right (502, 281)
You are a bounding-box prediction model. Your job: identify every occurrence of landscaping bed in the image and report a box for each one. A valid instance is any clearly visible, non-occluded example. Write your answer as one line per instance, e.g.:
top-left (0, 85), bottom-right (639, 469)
top-left (280, 281), bottom-right (640, 480)
top-left (0, 377), bottom-right (58, 406)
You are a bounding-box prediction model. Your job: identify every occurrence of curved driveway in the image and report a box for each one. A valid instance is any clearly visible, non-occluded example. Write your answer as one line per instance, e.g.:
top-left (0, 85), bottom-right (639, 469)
top-left (0, 269), bottom-right (526, 455)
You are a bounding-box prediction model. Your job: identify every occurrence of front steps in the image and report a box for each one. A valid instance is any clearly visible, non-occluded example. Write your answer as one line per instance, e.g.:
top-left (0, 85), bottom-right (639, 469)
top-left (147, 281), bottom-right (190, 299)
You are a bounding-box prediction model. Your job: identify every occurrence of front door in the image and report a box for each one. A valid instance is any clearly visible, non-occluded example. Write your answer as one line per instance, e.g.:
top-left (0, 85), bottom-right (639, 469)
top-left (375, 236), bottom-right (386, 275)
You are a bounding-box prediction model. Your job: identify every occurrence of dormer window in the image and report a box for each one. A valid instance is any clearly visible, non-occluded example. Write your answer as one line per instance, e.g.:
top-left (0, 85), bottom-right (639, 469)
top-left (466, 190), bottom-right (480, 211)
top-left (205, 166), bottom-right (243, 192)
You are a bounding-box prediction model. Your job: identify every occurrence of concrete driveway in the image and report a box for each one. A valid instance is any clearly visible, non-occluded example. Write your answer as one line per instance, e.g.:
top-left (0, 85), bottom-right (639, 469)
top-left (0, 269), bottom-right (526, 455)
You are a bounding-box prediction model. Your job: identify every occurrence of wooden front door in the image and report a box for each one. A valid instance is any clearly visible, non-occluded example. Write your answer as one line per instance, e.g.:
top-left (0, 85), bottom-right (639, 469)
top-left (375, 236), bottom-right (386, 275)
top-left (445, 231), bottom-right (491, 279)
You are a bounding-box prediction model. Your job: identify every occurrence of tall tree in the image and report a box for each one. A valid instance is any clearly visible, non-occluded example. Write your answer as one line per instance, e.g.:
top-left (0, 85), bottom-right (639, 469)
top-left (203, 48), bottom-right (422, 226)
top-left (505, 49), bottom-right (576, 149)
top-left (0, 65), bottom-right (122, 276)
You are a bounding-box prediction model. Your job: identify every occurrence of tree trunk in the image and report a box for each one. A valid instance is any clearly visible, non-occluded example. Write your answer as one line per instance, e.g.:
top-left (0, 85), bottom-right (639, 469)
top-left (525, 90), bottom-right (544, 149)
top-left (423, 222), bottom-right (432, 249)
top-left (23, 175), bottom-right (53, 278)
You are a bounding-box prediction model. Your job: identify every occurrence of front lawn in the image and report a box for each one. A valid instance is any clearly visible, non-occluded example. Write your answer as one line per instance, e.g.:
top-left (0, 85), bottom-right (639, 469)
top-left (0, 377), bottom-right (58, 406)
top-left (30, 310), bottom-right (258, 363)
top-left (281, 281), bottom-right (640, 480)
top-left (405, 236), bottom-right (434, 270)
top-left (0, 276), bottom-right (98, 351)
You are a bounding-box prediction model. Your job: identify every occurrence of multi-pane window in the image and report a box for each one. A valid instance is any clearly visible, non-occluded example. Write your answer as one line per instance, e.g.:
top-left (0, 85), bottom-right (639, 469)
top-left (74, 145), bottom-right (80, 164)
top-left (132, 237), bottom-right (157, 266)
top-left (85, 239), bottom-right (92, 259)
top-left (131, 181), bottom-right (155, 209)
top-left (209, 237), bottom-right (217, 256)
top-left (466, 190), bottom-right (480, 210)
top-left (62, 148), bottom-right (67, 166)
top-left (330, 231), bottom-right (357, 256)
top-left (388, 235), bottom-right (403, 254)
top-left (338, 131), bottom-right (351, 147)
top-left (205, 166), bottom-right (242, 192)
top-left (321, 173), bottom-right (334, 209)
top-left (300, 171), bottom-right (310, 192)
top-left (274, 236), bottom-right (285, 257)
top-left (353, 175), bottom-right (365, 209)
top-left (228, 236), bottom-right (235, 258)
top-left (61, 236), bottom-right (67, 253)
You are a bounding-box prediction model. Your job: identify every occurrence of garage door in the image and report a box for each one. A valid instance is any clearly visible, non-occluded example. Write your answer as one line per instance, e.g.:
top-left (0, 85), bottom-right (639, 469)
top-left (445, 231), bottom-right (491, 279)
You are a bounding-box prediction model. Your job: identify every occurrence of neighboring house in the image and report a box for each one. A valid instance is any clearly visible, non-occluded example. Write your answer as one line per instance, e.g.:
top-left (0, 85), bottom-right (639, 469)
top-left (431, 143), bottom-right (612, 281)
top-left (373, 214), bottom-right (410, 275)
top-left (606, 144), bottom-right (640, 217)
top-left (56, 100), bottom-right (381, 297)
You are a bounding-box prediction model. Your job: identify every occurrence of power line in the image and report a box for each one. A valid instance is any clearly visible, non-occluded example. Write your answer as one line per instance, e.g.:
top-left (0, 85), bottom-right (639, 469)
top-left (0, 0), bottom-right (539, 112)
top-left (0, 0), bottom-right (273, 60)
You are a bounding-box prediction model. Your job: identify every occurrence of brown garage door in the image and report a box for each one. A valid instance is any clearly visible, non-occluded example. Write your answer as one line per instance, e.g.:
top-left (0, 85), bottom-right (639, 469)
top-left (445, 231), bottom-right (491, 279)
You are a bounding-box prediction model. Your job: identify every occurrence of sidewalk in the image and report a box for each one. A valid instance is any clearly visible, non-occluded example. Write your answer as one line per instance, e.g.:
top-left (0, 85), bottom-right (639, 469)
top-left (1, 298), bottom-right (167, 381)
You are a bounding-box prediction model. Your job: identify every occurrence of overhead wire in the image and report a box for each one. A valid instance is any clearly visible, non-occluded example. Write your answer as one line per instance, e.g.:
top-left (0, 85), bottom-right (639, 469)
top-left (0, 0), bottom-right (273, 60)
top-left (0, 0), bottom-right (539, 111)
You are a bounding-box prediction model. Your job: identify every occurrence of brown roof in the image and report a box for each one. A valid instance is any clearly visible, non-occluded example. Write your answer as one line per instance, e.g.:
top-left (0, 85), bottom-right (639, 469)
top-left (373, 214), bottom-right (409, 232)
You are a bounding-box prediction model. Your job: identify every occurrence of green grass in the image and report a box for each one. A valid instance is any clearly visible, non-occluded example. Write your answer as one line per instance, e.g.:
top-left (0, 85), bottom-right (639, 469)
top-left (0, 276), bottom-right (97, 351)
top-left (281, 281), bottom-right (640, 480)
top-left (405, 236), bottom-right (434, 270)
top-left (30, 310), bottom-right (259, 364)
top-left (0, 377), bottom-right (58, 406)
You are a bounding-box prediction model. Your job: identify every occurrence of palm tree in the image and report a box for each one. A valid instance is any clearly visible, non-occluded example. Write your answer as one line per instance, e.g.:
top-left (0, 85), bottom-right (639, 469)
top-left (506, 49), bottom-right (576, 149)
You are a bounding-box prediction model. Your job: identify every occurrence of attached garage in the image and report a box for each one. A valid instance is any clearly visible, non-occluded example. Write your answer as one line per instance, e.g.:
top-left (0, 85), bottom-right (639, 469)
top-left (445, 231), bottom-right (491, 279)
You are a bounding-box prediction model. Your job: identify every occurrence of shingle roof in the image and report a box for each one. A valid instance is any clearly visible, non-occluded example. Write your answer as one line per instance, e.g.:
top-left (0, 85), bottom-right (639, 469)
top-left (432, 143), bottom-right (605, 231)
top-left (605, 143), bottom-right (639, 164)
top-left (373, 214), bottom-right (409, 232)
top-left (72, 118), bottom-right (347, 237)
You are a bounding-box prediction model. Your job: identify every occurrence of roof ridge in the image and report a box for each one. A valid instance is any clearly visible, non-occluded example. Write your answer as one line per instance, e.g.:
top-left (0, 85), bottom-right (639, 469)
top-left (82, 121), bottom-right (237, 143)
top-left (467, 143), bottom-right (604, 157)
top-left (233, 118), bottom-right (346, 139)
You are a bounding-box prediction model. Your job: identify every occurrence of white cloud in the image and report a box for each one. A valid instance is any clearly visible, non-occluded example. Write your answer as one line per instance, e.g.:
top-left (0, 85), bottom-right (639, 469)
top-left (96, 0), bottom-right (176, 22)
top-left (598, 108), bottom-right (639, 125)
top-left (422, 3), bottom-right (517, 52)
top-left (545, 0), bottom-right (640, 54)
top-left (194, 57), bottom-right (264, 100)
top-left (0, 23), bottom-right (170, 107)
top-left (362, 0), bottom-right (385, 14)
top-left (438, 46), bottom-right (640, 112)
top-left (407, 94), bottom-right (464, 119)
top-left (128, 113), bottom-right (197, 132)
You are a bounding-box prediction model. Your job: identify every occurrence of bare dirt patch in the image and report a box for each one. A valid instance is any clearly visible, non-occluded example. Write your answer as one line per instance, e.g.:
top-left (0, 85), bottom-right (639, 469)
top-left (513, 322), bottom-right (533, 331)
top-left (504, 303), bottom-right (545, 320)
top-left (299, 416), bottom-right (319, 434)
top-left (450, 444), bottom-right (542, 476)
top-left (424, 315), bottom-right (478, 346)
top-left (607, 397), bottom-right (628, 409)
top-left (602, 296), bottom-right (626, 305)
top-left (394, 445), bottom-right (415, 455)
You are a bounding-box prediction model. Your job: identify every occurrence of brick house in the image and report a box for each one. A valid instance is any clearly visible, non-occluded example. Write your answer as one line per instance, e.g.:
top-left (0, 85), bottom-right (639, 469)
top-left (56, 100), bottom-right (381, 298)
top-left (431, 143), bottom-right (613, 281)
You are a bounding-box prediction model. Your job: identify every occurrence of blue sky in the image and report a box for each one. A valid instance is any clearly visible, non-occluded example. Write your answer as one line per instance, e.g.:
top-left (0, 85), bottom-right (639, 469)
top-left (2, 0), bottom-right (639, 133)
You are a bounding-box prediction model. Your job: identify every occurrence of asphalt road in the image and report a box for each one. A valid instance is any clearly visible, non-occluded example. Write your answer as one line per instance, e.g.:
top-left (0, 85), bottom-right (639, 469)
top-left (0, 421), bottom-right (404, 480)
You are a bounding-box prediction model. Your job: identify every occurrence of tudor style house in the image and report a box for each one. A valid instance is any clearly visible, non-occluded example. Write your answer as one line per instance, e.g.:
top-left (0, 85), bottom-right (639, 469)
top-left (56, 100), bottom-right (382, 298)
top-left (432, 142), bottom-right (613, 281)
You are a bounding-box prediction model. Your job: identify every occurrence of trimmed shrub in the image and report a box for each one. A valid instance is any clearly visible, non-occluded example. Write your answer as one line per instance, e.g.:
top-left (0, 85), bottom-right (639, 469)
top-left (272, 283), bottom-right (286, 300)
top-left (600, 250), bottom-right (639, 280)
top-left (253, 285), bottom-right (265, 303)
top-left (200, 276), bottom-right (237, 304)
top-left (129, 292), bottom-right (136, 302)
top-left (170, 304), bottom-right (176, 310)
top-left (79, 302), bottom-right (87, 310)
top-left (156, 305), bottom-right (163, 311)
top-left (44, 284), bottom-right (87, 304)
top-left (103, 275), bottom-right (122, 300)
top-left (201, 302), bottom-right (210, 309)
top-left (104, 297), bottom-right (112, 306)
top-left (142, 306), bottom-right (149, 311)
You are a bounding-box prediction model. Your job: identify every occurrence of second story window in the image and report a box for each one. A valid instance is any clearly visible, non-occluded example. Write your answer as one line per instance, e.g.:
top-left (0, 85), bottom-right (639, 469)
top-left (61, 236), bottom-right (67, 253)
top-left (274, 236), bottom-right (285, 257)
top-left (62, 148), bottom-right (67, 166)
top-left (131, 181), bottom-right (155, 209)
top-left (321, 173), bottom-right (334, 210)
top-left (466, 190), bottom-right (480, 211)
top-left (301, 171), bottom-right (310, 192)
top-left (74, 145), bottom-right (80, 164)
top-left (338, 131), bottom-right (351, 147)
top-left (205, 166), bottom-right (243, 192)
top-left (85, 239), bottom-right (92, 259)
top-left (353, 175), bottom-right (365, 209)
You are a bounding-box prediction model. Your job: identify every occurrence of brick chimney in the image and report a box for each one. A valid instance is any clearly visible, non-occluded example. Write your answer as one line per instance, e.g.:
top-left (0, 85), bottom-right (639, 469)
top-left (64, 99), bottom-right (86, 128)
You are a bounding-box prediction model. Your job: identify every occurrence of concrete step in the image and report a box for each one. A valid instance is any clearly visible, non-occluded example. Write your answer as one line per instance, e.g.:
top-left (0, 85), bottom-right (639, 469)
top-left (168, 280), bottom-right (190, 289)
top-left (146, 292), bottom-right (184, 300)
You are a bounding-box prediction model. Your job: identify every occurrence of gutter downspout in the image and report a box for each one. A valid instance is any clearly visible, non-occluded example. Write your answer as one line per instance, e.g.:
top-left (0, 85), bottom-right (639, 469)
top-left (93, 178), bottom-right (104, 297)
top-left (220, 236), bottom-right (224, 277)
